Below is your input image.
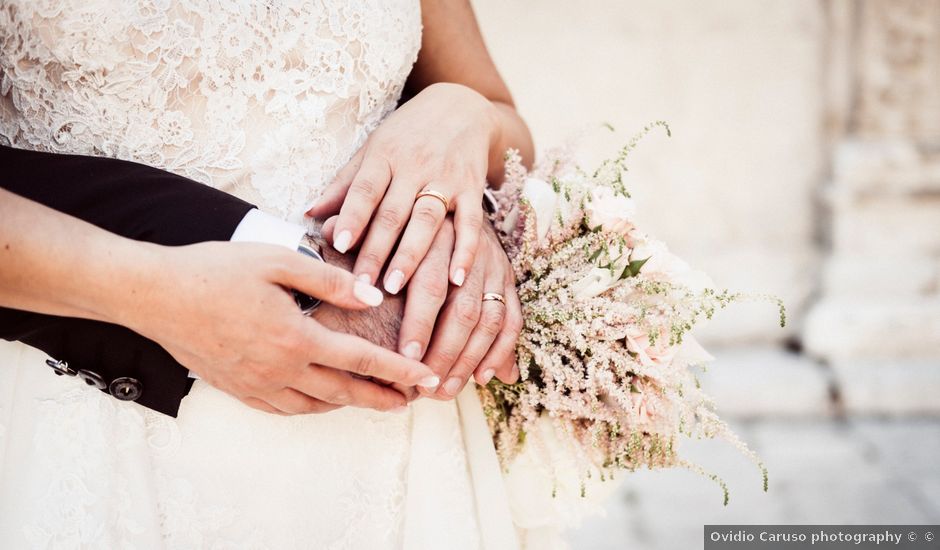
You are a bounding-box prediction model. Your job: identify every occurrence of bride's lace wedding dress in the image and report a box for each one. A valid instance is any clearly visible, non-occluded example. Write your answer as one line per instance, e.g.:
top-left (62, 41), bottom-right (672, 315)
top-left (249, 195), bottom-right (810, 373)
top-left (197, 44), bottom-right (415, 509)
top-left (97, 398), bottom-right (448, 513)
top-left (0, 1), bottom-right (545, 548)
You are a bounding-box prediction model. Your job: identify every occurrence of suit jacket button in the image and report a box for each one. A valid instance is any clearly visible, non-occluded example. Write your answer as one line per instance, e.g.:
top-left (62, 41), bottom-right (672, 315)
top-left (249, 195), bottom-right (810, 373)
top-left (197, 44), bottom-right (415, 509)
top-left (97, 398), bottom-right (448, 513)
top-left (77, 369), bottom-right (108, 390)
top-left (45, 358), bottom-right (77, 377)
top-left (109, 377), bottom-right (142, 401)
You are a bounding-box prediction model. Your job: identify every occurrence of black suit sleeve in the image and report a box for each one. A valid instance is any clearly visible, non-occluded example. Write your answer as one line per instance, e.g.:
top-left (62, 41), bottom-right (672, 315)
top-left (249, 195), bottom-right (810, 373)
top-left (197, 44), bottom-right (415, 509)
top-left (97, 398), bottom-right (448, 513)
top-left (0, 146), bottom-right (253, 244)
top-left (0, 146), bottom-right (256, 416)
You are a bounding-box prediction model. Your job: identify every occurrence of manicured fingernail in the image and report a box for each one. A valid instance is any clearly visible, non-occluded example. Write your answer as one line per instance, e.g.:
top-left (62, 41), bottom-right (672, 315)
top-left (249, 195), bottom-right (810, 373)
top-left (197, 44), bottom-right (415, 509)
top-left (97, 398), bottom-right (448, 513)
top-left (402, 341), bottom-right (422, 360)
top-left (353, 280), bottom-right (383, 307)
top-left (452, 268), bottom-right (466, 287)
top-left (442, 377), bottom-right (462, 396)
top-left (391, 405), bottom-right (409, 415)
top-left (356, 273), bottom-right (372, 284)
top-left (480, 368), bottom-right (495, 385)
top-left (417, 375), bottom-right (440, 389)
top-left (333, 230), bottom-right (352, 253)
top-left (384, 269), bottom-right (405, 294)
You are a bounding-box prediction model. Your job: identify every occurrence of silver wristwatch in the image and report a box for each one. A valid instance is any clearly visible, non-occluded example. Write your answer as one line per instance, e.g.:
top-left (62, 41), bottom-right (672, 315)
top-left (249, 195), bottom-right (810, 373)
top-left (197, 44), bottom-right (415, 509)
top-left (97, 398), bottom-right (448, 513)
top-left (292, 237), bottom-right (324, 316)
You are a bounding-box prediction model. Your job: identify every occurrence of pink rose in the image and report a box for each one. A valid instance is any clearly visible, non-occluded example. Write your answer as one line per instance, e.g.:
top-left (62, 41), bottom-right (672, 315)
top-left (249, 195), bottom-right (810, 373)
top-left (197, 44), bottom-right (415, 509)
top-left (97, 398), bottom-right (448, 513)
top-left (585, 186), bottom-right (636, 235)
top-left (625, 326), bottom-right (677, 369)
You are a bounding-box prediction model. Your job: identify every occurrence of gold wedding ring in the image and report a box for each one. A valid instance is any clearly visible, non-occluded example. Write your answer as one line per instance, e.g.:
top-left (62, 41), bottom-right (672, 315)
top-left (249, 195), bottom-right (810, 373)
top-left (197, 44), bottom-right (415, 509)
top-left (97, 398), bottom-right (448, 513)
top-left (415, 187), bottom-right (449, 211)
top-left (482, 292), bottom-right (506, 305)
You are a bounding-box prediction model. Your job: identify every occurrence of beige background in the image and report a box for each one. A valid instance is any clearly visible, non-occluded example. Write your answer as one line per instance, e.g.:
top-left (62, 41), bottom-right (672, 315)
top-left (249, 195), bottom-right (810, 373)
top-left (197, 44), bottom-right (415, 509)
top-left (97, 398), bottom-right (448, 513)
top-left (474, 0), bottom-right (825, 346)
top-left (471, 1), bottom-right (940, 547)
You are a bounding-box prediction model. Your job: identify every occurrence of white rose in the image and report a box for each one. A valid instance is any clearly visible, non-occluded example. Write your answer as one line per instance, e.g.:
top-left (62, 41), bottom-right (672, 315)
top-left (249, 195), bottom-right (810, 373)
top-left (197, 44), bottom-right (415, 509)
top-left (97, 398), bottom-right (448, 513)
top-left (631, 238), bottom-right (714, 291)
top-left (571, 267), bottom-right (619, 300)
top-left (672, 335), bottom-right (715, 368)
top-left (585, 186), bottom-right (636, 233)
top-left (631, 240), bottom-right (686, 274)
top-left (521, 177), bottom-right (558, 245)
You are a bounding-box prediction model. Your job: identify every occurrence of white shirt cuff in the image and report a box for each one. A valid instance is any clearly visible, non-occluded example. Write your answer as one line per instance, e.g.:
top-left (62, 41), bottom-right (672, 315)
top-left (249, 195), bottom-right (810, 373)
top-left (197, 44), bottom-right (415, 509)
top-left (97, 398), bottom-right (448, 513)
top-left (189, 209), bottom-right (307, 380)
top-left (229, 208), bottom-right (307, 250)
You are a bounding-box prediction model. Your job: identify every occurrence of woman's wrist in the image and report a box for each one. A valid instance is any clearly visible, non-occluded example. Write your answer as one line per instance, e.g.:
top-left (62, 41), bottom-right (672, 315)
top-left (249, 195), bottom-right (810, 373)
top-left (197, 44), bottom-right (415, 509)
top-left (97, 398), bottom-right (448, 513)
top-left (423, 81), bottom-right (502, 145)
top-left (423, 81), bottom-right (528, 185)
top-left (0, 188), bottom-right (174, 328)
top-left (77, 238), bottom-right (169, 330)
top-left (485, 101), bottom-right (532, 185)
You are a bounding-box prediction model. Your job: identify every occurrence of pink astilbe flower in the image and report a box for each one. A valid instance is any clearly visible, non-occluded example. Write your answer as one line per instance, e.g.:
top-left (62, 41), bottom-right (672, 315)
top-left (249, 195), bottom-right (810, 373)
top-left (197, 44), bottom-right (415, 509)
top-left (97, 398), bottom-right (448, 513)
top-left (480, 124), bottom-right (785, 505)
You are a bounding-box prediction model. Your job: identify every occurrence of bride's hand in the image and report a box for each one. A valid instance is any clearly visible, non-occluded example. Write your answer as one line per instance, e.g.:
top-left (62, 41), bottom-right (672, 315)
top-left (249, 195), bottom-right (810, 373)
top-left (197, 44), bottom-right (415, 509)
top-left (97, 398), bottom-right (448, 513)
top-left (306, 82), bottom-right (499, 294)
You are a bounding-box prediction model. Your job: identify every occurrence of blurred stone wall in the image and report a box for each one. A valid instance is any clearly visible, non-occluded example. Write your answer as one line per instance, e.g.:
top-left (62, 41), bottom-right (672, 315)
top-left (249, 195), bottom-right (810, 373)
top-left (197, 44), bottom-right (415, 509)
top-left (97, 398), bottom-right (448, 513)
top-left (472, 0), bottom-right (940, 363)
top-left (805, 0), bottom-right (940, 362)
top-left (803, 0), bottom-right (940, 414)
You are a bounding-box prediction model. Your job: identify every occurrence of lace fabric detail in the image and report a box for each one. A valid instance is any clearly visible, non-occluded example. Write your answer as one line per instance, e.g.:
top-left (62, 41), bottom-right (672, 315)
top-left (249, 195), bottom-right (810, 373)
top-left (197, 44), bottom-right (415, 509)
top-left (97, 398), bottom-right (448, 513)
top-left (0, 0), bottom-right (422, 220)
top-left (22, 387), bottom-right (153, 549)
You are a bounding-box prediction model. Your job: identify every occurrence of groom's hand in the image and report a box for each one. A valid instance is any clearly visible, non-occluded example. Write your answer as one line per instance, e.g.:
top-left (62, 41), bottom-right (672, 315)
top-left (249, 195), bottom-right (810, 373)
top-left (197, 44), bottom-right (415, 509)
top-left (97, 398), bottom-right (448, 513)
top-left (122, 241), bottom-right (439, 415)
top-left (319, 215), bottom-right (521, 401)
top-left (311, 249), bottom-right (419, 402)
top-left (408, 218), bottom-right (522, 399)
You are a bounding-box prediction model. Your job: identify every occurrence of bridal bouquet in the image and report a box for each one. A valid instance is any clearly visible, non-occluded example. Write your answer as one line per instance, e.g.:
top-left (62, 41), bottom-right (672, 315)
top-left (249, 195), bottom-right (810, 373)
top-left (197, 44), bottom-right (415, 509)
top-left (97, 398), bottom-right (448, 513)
top-left (479, 122), bottom-right (785, 508)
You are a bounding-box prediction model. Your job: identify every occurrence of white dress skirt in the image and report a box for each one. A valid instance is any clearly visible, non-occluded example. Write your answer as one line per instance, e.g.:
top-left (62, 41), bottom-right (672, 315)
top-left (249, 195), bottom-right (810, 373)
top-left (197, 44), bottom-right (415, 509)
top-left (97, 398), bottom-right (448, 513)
top-left (0, 342), bottom-right (522, 549)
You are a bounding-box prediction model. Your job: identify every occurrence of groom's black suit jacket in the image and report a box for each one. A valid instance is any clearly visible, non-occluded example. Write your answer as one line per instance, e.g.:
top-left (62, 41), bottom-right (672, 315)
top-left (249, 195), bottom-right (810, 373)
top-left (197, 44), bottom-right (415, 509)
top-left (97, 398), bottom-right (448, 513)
top-left (0, 146), bottom-right (255, 416)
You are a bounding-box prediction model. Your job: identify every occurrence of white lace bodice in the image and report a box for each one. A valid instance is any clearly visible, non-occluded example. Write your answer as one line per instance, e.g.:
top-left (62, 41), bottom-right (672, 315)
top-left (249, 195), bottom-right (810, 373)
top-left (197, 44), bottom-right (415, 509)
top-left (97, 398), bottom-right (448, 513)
top-left (0, 0), bottom-right (422, 220)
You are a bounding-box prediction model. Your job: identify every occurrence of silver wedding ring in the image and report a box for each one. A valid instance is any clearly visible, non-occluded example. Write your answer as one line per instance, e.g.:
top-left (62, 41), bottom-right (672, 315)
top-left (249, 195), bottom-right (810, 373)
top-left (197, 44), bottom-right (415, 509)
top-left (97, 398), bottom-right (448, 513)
top-left (482, 292), bottom-right (506, 305)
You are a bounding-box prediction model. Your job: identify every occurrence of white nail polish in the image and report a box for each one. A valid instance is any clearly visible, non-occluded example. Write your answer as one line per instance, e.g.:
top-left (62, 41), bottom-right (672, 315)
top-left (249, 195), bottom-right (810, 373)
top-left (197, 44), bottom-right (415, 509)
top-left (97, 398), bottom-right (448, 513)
top-left (356, 273), bottom-right (372, 284)
top-left (480, 368), bottom-right (495, 385)
top-left (442, 377), bottom-right (462, 396)
top-left (384, 269), bottom-right (405, 294)
top-left (402, 341), bottom-right (422, 360)
top-left (417, 375), bottom-right (440, 389)
top-left (353, 280), bottom-right (384, 307)
top-left (334, 230), bottom-right (352, 253)
top-left (452, 268), bottom-right (466, 287)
